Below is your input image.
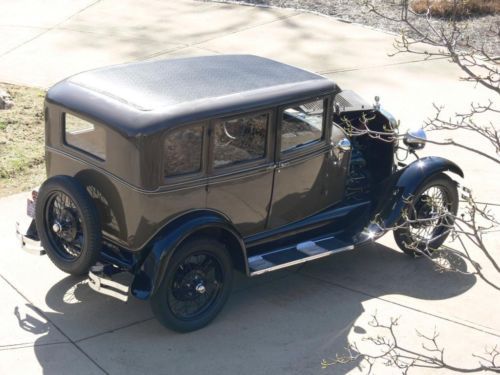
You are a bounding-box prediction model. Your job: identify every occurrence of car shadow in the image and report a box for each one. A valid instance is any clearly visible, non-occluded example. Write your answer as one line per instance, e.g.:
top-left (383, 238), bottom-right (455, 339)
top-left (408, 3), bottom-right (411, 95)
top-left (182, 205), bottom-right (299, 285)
top-left (16, 242), bottom-right (475, 374)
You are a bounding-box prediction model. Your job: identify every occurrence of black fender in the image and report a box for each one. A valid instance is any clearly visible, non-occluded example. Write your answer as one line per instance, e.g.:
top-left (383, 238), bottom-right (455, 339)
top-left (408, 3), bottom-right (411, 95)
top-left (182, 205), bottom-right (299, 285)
top-left (370, 156), bottom-right (463, 233)
top-left (130, 210), bottom-right (246, 300)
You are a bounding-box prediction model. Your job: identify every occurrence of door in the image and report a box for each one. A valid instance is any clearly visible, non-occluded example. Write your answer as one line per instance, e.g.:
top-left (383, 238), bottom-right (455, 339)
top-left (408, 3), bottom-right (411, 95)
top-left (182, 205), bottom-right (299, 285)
top-left (268, 96), bottom-right (345, 229)
top-left (206, 110), bottom-right (275, 236)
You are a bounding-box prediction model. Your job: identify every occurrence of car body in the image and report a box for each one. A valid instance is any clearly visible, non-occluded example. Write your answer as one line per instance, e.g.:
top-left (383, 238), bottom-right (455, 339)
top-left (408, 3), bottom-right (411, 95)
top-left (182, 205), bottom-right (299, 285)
top-left (16, 55), bottom-right (463, 331)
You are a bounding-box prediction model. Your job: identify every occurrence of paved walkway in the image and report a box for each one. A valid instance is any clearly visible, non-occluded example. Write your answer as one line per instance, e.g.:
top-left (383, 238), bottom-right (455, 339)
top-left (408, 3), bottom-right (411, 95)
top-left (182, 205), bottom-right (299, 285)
top-left (0, 1), bottom-right (499, 374)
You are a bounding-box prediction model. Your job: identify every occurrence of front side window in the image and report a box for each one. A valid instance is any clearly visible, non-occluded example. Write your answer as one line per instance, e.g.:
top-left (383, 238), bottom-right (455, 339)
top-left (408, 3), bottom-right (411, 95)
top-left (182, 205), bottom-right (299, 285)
top-left (281, 99), bottom-right (324, 152)
top-left (65, 114), bottom-right (106, 160)
top-left (164, 125), bottom-right (204, 177)
top-left (213, 113), bottom-right (268, 169)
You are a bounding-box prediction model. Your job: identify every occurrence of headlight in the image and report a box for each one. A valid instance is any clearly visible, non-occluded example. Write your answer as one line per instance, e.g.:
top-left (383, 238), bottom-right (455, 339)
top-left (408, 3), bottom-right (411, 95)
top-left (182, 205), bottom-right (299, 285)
top-left (403, 127), bottom-right (427, 150)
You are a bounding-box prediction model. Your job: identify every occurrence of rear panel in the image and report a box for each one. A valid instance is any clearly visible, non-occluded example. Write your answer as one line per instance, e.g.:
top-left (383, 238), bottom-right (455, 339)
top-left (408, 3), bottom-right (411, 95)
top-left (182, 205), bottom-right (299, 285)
top-left (44, 101), bottom-right (207, 251)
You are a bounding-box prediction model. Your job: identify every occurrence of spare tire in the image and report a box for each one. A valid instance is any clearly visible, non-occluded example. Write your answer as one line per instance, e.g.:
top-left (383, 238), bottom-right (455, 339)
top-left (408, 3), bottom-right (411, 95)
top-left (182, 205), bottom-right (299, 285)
top-left (35, 175), bottom-right (101, 275)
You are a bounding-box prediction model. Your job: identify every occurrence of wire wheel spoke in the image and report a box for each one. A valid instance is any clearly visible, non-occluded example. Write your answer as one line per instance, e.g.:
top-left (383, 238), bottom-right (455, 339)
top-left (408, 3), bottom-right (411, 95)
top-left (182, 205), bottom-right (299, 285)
top-left (168, 252), bottom-right (223, 321)
top-left (409, 185), bottom-right (451, 246)
top-left (44, 191), bottom-right (84, 261)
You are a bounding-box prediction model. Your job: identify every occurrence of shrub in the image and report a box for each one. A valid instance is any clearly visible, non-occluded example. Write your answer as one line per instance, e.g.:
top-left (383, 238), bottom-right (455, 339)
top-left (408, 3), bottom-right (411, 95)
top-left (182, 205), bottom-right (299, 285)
top-left (410, 0), bottom-right (500, 18)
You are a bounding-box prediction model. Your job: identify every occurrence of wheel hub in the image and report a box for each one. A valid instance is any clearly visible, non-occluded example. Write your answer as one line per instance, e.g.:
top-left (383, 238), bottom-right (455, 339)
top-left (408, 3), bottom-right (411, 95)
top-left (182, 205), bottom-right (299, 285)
top-left (408, 186), bottom-right (452, 243)
top-left (195, 282), bottom-right (206, 294)
top-left (411, 195), bottom-right (435, 228)
top-left (167, 252), bottom-right (224, 321)
top-left (52, 208), bottom-right (78, 242)
top-left (52, 222), bottom-right (62, 233)
top-left (174, 269), bottom-right (208, 300)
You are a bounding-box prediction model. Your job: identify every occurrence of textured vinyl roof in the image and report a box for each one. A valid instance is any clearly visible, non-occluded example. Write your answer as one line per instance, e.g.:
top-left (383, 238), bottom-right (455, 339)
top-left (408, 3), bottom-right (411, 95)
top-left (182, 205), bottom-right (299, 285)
top-left (68, 55), bottom-right (327, 111)
top-left (47, 55), bottom-right (336, 136)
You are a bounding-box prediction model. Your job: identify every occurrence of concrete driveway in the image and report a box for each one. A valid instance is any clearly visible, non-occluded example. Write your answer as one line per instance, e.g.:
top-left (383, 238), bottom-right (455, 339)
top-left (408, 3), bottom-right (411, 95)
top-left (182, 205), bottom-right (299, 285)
top-left (0, 0), bottom-right (499, 374)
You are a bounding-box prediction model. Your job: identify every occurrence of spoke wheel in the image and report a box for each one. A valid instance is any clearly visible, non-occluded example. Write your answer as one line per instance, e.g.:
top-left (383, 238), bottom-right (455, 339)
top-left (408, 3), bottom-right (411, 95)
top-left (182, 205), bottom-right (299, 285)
top-left (407, 186), bottom-right (452, 242)
top-left (168, 252), bottom-right (224, 321)
top-left (44, 191), bottom-right (85, 261)
top-left (36, 175), bottom-right (101, 275)
top-left (394, 173), bottom-right (458, 257)
top-left (151, 237), bottom-right (233, 332)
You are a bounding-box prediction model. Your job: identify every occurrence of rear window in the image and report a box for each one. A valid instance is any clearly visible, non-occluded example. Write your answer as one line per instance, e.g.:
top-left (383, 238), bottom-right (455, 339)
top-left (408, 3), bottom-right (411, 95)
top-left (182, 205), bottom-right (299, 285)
top-left (164, 124), bottom-right (204, 177)
top-left (65, 114), bottom-right (106, 160)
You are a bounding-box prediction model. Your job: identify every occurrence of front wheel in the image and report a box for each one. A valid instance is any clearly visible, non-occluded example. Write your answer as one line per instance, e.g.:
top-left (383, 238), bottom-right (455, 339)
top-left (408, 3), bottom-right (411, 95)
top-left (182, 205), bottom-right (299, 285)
top-left (394, 173), bottom-right (458, 257)
top-left (151, 237), bottom-right (233, 332)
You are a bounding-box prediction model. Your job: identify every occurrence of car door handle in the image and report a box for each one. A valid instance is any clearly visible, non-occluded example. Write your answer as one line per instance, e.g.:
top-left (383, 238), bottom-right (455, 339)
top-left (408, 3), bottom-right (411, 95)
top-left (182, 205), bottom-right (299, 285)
top-left (265, 164), bottom-right (277, 171)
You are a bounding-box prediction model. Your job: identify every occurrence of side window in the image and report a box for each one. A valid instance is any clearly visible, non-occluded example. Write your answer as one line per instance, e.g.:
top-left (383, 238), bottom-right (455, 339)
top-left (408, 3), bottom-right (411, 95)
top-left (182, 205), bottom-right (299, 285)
top-left (65, 114), bottom-right (106, 160)
top-left (280, 98), bottom-right (324, 152)
top-left (213, 113), bottom-right (268, 169)
top-left (164, 125), bottom-right (204, 177)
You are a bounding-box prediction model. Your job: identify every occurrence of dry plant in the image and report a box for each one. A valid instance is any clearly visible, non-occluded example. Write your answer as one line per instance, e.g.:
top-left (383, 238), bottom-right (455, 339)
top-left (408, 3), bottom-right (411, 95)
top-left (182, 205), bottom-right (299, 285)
top-left (322, 313), bottom-right (500, 373)
top-left (325, 0), bottom-right (499, 372)
top-left (357, 0), bottom-right (500, 288)
top-left (339, 109), bottom-right (500, 290)
top-left (411, 0), bottom-right (500, 18)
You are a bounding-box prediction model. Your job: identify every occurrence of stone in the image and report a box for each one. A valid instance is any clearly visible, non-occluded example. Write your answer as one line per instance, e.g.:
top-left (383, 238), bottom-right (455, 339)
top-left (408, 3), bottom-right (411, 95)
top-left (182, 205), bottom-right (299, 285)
top-left (0, 87), bottom-right (13, 109)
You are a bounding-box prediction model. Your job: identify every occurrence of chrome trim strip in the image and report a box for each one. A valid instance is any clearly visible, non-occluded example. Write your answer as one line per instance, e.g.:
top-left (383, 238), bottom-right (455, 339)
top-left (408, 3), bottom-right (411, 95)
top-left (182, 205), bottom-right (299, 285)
top-left (88, 270), bottom-right (129, 302)
top-left (46, 146), bottom-right (208, 195)
top-left (244, 202), bottom-right (371, 246)
top-left (247, 255), bottom-right (275, 271)
top-left (207, 164), bottom-right (276, 186)
top-left (296, 241), bottom-right (327, 256)
top-left (279, 146), bottom-right (330, 167)
top-left (249, 245), bottom-right (354, 276)
top-left (47, 144), bottom-right (330, 194)
top-left (248, 236), bottom-right (335, 261)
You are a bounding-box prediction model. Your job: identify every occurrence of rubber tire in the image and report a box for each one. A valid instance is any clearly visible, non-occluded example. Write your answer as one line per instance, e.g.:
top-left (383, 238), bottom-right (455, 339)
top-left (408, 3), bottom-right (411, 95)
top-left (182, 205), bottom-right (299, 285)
top-left (151, 237), bottom-right (233, 333)
top-left (35, 175), bottom-right (101, 275)
top-left (394, 173), bottom-right (458, 257)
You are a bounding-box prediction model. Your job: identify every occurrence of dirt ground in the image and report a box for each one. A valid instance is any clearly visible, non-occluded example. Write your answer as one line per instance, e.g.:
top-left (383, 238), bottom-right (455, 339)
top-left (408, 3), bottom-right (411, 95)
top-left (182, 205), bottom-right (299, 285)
top-left (0, 84), bottom-right (46, 197)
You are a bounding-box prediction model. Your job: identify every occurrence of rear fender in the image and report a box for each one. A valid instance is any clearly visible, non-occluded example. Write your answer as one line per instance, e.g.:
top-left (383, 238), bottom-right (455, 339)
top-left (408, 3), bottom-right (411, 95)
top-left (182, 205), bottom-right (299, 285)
top-left (370, 156), bottom-right (463, 232)
top-left (130, 210), bottom-right (245, 300)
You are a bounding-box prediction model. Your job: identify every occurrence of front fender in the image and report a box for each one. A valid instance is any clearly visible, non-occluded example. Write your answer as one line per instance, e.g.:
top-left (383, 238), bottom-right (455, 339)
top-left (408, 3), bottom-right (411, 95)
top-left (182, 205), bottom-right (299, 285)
top-left (130, 210), bottom-right (245, 300)
top-left (371, 156), bottom-right (463, 232)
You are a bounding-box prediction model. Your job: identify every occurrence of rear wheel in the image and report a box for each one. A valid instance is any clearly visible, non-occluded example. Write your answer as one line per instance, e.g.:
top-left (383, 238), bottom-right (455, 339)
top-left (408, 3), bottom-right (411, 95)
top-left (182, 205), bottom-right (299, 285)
top-left (151, 237), bottom-right (233, 332)
top-left (394, 173), bottom-right (458, 257)
top-left (35, 175), bottom-right (101, 275)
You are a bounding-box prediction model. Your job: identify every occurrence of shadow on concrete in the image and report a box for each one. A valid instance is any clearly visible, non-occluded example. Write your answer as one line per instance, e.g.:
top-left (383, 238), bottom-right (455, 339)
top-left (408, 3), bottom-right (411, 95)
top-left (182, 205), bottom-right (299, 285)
top-left (13, 241), bottom-right (476, 374)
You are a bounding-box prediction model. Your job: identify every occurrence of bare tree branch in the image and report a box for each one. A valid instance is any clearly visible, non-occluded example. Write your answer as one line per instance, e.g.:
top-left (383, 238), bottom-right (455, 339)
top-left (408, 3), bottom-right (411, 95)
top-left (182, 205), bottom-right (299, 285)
top-left (324, 313), bottom-right (500, 373)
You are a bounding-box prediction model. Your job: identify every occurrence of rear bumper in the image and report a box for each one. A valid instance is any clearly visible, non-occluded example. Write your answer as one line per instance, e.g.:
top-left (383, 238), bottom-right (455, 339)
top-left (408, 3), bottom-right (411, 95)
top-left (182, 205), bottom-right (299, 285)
top-left (15, 221), bottom-right (45, 256)
top-left (16, 198), bottom-right (132, 302)
top-left (88, 264), bottom-right (130, 302)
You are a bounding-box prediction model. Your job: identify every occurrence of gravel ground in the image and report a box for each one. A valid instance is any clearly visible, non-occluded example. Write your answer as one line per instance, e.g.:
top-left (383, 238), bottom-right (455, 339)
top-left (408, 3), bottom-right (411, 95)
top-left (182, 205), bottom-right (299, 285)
top-left (205, 0), bottom-right (499, 56)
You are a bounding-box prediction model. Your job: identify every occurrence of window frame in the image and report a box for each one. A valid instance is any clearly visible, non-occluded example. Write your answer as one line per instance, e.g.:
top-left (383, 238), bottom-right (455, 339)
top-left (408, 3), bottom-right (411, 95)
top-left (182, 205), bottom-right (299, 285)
top-left (162, 122), bottom-right (208, 183)
top-left (208, 109), bottom-right (274, 175)
top-left (62, 112), bottom-right (107, 162)
top-left (277, 96), bottom-right (329, 158)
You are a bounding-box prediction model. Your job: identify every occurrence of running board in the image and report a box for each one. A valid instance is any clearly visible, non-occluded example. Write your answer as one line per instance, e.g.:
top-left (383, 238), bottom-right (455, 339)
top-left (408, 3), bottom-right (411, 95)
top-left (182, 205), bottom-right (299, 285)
top-left (248, 237), bottom-right (354, 276)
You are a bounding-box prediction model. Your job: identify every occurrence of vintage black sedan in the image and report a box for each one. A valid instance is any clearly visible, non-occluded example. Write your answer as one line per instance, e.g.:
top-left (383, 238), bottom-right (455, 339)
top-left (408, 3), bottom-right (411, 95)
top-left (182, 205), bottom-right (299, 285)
top-left (16, 55), bottom-right (462, 332)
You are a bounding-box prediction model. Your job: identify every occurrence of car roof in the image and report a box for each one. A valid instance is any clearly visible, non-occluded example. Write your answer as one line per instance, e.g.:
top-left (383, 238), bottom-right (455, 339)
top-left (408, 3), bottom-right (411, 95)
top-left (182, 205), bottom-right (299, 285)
top-left (46, 55), bottom-right (337, 137)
